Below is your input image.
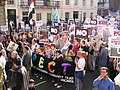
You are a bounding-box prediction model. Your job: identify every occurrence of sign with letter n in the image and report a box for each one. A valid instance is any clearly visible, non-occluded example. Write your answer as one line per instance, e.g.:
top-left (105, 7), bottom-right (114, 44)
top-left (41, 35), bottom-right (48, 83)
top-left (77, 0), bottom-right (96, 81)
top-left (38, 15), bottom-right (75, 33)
top-left (75, 26), bottom-right (88, 39)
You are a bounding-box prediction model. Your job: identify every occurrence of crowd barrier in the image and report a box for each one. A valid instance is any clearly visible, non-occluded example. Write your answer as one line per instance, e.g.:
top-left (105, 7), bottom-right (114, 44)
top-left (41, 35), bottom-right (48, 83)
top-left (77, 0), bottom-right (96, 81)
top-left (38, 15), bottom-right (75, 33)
top-left (32, 53), bottom-right (75, 83)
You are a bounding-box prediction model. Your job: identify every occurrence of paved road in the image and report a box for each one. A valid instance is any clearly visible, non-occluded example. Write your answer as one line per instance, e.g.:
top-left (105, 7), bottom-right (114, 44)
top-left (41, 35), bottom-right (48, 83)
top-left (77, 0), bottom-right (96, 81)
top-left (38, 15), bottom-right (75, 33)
top-left (32, 68), bottom-right (99, 90)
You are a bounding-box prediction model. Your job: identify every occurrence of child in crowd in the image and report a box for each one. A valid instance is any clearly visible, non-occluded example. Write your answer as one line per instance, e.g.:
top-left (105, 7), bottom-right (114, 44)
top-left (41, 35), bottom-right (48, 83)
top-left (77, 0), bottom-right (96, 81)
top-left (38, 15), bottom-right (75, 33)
top-left (28, 79), bottom-right (36, 90)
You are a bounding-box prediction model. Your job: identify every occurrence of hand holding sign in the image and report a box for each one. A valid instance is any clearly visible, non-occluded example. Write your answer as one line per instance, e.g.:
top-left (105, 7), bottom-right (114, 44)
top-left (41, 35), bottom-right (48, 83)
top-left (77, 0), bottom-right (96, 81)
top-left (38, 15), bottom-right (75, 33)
top-left (7, 41), bottom-right (18, 52)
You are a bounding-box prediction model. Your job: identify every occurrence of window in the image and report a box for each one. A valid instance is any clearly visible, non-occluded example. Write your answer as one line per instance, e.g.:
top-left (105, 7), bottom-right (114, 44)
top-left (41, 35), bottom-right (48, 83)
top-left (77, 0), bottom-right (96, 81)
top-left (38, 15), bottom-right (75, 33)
top-left (65, 12), bottom-right (70, 21)
top-left (47, 13), bottom-right (51, 22)
top-left (82, 0), bottom-right (86, 6)
top-left (36, 13), bottom-right (41, 21)
top-left (22, 12), bottom-right (28, 17)
top-left (73, 11), bottom-right (79, 19)
top-left (65, 0), bottom-right (69, 5)
top-left (90, 0), bottom-right (93, 7)
top-left (83, 12), bottom-right (86, 21)
top-left (74, 0), bottom-right (78, 6)
top-left (22, 12), bottom-right (28, 24)
top-left (7, 0), bottom-right (14, 5)
top-left (21, 0), bottom-right (29, 6)
top-left (90, 13), bottom-right (93, 20)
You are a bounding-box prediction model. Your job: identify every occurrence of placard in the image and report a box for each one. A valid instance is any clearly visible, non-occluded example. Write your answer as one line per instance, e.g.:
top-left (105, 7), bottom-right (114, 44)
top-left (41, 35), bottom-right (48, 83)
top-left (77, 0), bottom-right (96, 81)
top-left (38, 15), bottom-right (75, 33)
top-left (50, 27), bottom-right (58, 35)
top-left (7, 41), bottom-right (18, 52)
top-left (75, 26), bottom-right (88, 39)
top-left (109, 36), bottom-right (120, 58)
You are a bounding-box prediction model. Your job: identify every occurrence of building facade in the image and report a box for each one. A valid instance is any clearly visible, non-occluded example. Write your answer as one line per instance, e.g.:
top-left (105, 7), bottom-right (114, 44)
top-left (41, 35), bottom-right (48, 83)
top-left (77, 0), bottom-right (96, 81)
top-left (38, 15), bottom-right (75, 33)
top-left (0, 0), bottom-right (6, 26)
top-left (109, 0), bottom-right (120, 14)
top-left (98, 0), bottom-right (120, 17)
top-left (97, 0), bottom-right (109, 17)
top-left (5, 0), bottom-right (98, 26)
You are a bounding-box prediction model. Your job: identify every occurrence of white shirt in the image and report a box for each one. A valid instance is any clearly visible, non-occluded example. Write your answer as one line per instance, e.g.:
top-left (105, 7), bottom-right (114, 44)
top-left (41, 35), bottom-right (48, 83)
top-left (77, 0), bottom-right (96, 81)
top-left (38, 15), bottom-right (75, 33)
top-left (0, 56), bottom-right (6, 69)
top-left (75, 58), bottom-right (85, 71)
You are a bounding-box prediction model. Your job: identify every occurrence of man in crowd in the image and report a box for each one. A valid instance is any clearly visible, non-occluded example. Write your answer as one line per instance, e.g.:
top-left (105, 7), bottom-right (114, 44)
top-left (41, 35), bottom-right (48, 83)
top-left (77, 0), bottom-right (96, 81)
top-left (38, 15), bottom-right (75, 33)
top-left (97, 42), bottom-right (108, 68)
top-left (0, 51), bottom-right (7, 90)
top-left (6, 56), bottom-right (28, 90)
top-left (93, 67), bottom-right (114, 90)
top-left (22, 45), bottom-right (32, 79)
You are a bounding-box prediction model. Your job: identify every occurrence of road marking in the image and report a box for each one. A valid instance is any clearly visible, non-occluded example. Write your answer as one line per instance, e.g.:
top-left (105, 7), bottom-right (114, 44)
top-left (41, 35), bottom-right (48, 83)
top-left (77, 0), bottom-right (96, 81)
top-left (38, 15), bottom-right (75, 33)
top-left (35, 80), bottom-right (46, 87)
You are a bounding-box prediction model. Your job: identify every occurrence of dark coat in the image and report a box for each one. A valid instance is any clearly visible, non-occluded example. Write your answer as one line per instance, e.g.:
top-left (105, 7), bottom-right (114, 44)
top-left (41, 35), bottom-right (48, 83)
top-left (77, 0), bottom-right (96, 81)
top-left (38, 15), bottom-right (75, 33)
top-left (6, 66), bottom-right (28, 90)
top-left (22, 51), bottom-right (32, 71)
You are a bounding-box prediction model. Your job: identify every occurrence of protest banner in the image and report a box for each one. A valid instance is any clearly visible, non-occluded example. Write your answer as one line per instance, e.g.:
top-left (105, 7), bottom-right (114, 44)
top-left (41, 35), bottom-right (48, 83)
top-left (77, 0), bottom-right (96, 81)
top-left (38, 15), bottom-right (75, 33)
top-left (32, 54), bottom-right (75, 83)
top-left (7, 41), bottom-right (18, 52)
top-left (75, 26), bottom-right (88, 39)
top-left (109, 36), bottom-right (120, 58)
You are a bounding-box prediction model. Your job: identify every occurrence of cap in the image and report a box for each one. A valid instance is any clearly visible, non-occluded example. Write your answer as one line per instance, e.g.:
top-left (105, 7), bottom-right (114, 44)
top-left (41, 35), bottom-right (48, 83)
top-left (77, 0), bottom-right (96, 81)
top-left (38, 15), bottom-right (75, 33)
top-left (29, 79), bottom-right (35, 83)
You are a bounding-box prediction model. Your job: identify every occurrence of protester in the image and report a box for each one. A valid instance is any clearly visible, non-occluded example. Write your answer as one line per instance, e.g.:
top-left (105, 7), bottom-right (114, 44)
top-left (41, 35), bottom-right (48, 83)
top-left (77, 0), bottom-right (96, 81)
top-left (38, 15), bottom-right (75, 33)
top-left (93, 67), bottom-right (114, 90)
top-left (47, 43), bottom-right (57, 60)
top-left (28, 79), bottom-right (36, 90)
top-left (22, 45), bottom-right (32, 79)
top-left (55, 50), bottom-right (64, 61)
top-left (97, 42), bottom-right (108, 68)
top-left (65, 44), bottom-right (75, 61)
top-left (31, 38), bottom-right (39, 53)
top-left (73, 38), bottom-right (79, 55)
top-left (88, 38), bottom-right (97, 72)
top-left (11, 51), bottom-right (22, 66)
top-left (74, 51), bottom-right (86, 90)
top-left (0, 51), bottom-right (7, 90)
top-left (6, 57), bottom-right (28, 90)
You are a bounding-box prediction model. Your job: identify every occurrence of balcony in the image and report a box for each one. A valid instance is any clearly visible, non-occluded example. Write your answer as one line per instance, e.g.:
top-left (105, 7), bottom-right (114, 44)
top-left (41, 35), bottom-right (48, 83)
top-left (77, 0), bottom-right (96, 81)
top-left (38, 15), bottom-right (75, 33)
top-left (20, 0), bottom-right (60, 8)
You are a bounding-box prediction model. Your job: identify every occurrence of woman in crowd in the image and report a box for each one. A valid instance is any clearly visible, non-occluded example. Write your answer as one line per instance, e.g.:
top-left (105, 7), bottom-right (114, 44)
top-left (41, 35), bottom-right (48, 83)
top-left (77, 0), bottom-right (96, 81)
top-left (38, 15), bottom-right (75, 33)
top-left (65, 45), bottom-right (75, 61)
top-left (74, 51), bottom-right (86, 90)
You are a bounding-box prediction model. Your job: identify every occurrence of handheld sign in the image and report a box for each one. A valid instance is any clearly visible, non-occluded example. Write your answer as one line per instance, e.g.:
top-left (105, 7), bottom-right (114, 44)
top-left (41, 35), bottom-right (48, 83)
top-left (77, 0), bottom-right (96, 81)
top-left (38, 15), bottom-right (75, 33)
top-left (50, 27), bottom-right (58, 35)
top-left (109, 36), bottom-right (120, 58)
top-left (75, 26), bottom-right (88, 39)
top-left (7, 41), bottom-right (18, 52)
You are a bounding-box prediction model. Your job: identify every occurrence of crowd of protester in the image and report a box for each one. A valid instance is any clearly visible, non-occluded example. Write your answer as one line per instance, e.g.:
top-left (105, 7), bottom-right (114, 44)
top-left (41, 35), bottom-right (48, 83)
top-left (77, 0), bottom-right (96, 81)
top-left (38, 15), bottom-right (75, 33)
top-left (0, 25), bottom-right (119, 90)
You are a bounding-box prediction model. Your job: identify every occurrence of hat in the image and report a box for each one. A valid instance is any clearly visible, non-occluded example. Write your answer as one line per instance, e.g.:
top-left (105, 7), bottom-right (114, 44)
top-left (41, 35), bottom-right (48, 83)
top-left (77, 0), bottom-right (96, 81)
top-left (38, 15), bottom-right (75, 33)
top-left (29, 79), bottom-right (35, 83)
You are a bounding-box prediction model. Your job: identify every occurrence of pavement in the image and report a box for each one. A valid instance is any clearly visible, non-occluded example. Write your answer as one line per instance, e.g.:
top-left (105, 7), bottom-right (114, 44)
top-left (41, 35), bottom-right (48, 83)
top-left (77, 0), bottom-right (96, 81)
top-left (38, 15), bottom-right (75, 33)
top-left (32, 68), bottom-right (100, 90)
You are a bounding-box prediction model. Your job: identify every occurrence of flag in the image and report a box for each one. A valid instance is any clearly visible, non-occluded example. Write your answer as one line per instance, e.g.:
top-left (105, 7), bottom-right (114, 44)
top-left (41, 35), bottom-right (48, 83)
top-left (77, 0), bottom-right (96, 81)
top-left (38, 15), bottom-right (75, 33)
top-left (28, 0), bottom-right (35, 22)
top-left (52, 8), bottom-right (60, 26)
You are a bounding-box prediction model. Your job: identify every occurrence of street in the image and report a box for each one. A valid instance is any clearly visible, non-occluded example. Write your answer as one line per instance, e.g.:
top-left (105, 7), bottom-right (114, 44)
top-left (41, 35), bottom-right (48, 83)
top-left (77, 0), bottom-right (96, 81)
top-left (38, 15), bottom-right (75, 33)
top-left (32, 68), bottom-right (99, 90)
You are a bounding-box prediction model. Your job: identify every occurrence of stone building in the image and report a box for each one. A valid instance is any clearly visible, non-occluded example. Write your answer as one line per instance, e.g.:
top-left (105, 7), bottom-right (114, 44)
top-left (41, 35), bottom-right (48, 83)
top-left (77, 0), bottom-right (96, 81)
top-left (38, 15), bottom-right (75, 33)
top-left (5, 0), bottom-right (97, 26)
top-left (0, 0), bottom-right (6, 25)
